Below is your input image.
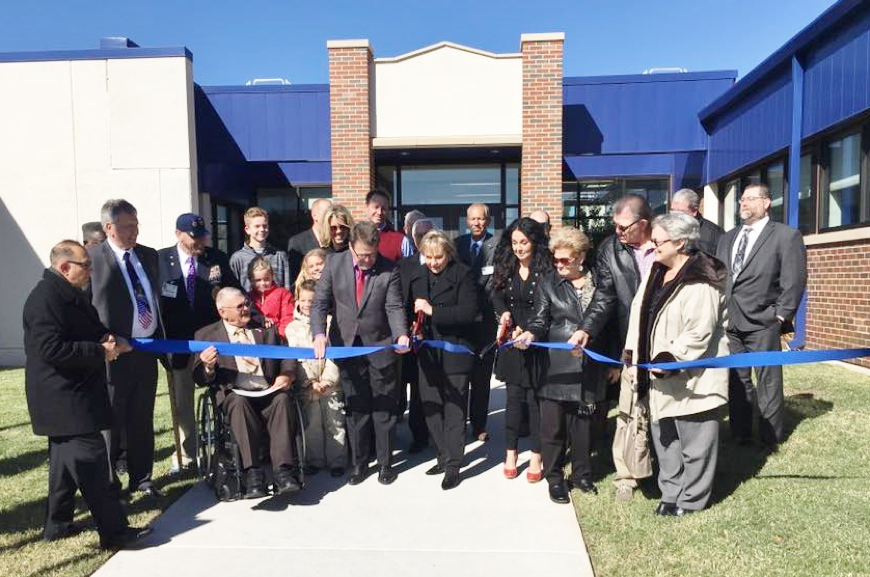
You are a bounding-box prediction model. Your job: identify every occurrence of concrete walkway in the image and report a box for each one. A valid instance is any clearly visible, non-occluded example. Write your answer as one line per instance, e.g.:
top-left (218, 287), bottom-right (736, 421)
top-left (93, 384), bottom-right (595, 577)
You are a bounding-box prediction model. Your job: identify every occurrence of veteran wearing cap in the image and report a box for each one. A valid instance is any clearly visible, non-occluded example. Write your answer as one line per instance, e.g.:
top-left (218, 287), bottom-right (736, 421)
top-left (158, 213), bottom-right (240, 472)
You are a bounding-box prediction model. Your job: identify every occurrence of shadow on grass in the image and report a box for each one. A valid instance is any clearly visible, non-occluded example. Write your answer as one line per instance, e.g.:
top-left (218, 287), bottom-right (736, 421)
top-left (24, 551), bottom-right (101, 577)
top-left (0, 447), bottom-right (47, 477)
top-left (710, 392), bottom-right (833, 505)
top-left (0, 420), bottom-right (32, 433)
top-left (0, 496), bottom-right (45, 536)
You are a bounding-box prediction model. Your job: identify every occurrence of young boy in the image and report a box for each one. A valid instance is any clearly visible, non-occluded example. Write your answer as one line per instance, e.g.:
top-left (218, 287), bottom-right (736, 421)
top-left (230, 207), bottom-right (291, 292)
top-left (284, 280), bottom-right (346, 477)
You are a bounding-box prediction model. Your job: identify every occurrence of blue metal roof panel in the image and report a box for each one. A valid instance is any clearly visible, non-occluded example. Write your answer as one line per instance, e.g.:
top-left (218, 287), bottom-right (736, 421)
top-left (706, 68), bottom-right (792, 182)
top-left (563, 70), bottom-right (737, 86)
top-left (0, 47), bottom-right (192, 63)
top-left (699, 0), bottom-right (866, 122)
top-left (803, 7), bottom-right (870, 136)
top-left (564, 74), bottom-right (733, 154)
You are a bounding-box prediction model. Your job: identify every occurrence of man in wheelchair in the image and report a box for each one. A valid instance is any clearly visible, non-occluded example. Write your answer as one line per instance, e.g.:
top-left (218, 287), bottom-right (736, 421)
top-left (193, 287), bottom-right (302, 498)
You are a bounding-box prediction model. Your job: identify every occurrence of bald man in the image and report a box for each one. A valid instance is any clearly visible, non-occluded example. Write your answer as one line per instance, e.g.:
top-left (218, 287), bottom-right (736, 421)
top-left (287, 198), bottom-right (333, 287)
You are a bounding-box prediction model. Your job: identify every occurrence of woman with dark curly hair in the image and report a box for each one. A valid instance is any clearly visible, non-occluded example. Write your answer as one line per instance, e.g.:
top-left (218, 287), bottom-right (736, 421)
top-left (491, 217), bottom-right (553, 482)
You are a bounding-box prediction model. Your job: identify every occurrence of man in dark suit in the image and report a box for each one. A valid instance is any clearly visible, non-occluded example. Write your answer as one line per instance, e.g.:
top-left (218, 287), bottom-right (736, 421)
top-left (287, 198), bottom-right (332, 288)
top-left (365, 190), bottom-right (408, 262)
top-left (311, 221), bottom-right (411, 485)
top-left (24, 240), bottom-right (150, 549)
top-left (454, 203), bottom-right (498, 442)
top-left (88, 199), bottom-right (162, 497)
top-left (716, 183), bottom-right (807, 448)
top-left (193, 287), bottom-right (301, 498)
top-left (671, 188), bottom-right (724, 256)
top-left (158, 213), bottom-right (240, 472)
top-left (397, 218), bottom-right (435, 452)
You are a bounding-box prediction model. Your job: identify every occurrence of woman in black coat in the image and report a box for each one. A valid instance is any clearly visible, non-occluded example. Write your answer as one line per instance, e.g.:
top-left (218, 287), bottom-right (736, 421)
top-left (491, 218), bottom-right (553, 482)
top-left (516, 227), bottom-right (605, 504)
top-left (410, 230), bottom-right (479, 490)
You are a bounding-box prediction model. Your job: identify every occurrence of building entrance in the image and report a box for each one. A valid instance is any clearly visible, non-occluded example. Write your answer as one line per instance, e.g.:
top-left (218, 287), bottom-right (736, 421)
top-left (378, 162), bottom-right (520, 239)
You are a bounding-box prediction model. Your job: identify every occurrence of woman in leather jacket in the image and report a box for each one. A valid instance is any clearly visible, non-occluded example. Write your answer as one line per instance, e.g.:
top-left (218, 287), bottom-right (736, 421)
top-left (515, 227), bottom-right (605, 504)
top-left (491, 218), bottom-right (553, 482)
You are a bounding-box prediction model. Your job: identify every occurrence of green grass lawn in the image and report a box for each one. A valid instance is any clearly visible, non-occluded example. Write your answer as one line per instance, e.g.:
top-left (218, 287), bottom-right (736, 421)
top-left (576, 363), bottom-right (870, 577)
top-left (0, 368), bottom-right (198, 577)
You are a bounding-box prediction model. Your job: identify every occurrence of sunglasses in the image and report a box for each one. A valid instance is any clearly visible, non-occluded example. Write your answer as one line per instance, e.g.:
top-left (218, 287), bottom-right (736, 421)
top-left (67, 260), bottom-right (93, 270)
top-left (553, 257), bottom-right (577, 266)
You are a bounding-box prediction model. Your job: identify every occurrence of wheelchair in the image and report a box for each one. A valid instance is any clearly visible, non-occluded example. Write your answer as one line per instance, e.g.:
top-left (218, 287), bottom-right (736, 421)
top-left (195, 386), bottom-right (307, 501)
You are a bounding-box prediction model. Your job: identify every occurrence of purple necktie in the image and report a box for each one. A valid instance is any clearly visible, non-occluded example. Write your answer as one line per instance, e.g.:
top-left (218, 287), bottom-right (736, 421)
top-left (186, 257), bottom-right (196, 307)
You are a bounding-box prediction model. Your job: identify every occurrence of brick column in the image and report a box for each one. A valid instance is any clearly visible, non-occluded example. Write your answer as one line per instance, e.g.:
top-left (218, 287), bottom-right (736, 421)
top-left (521, 33), bottom-right (564, 228)
top-left (327, 39), bottom-right (374, 221)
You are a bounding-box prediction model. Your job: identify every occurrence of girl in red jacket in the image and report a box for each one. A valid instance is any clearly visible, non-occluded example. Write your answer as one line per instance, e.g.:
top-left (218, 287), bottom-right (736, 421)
top-left (248, 257), bottom-right (294, 339)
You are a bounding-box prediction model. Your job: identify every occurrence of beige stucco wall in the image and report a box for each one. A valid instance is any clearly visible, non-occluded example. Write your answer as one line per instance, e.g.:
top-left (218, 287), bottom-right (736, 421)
top-left (372, 43), bottom-right (522, 147)
top-left (0, 55), bottom-right (198, 365)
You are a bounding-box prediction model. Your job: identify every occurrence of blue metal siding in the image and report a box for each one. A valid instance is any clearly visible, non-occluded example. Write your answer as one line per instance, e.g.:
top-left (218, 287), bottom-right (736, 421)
top-left (564, 151), bottom-right (704, 189)
top-left (803, 6), bottom-right (870, 136)
top-left (706, 67), bottom-right (793, 182)
top-left (563, 73), bottom-right (735, 155)
top-left (198, 86), bottom-right (331, 163)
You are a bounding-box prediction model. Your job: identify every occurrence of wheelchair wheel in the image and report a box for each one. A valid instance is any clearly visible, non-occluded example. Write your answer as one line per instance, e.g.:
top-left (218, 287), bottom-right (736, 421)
top-left (294, 393), bottom-right (307, 485)
top-left (196, 391), bottom-right (218, 486)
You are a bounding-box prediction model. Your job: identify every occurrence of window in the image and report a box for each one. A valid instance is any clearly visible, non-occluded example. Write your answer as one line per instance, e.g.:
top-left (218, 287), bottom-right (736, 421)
top-left (728, 160), bottom-right (787, 225)
top-left (822, 132), bottom-right (862, 229)
top-left (798, 154), bottom-right (816, 234)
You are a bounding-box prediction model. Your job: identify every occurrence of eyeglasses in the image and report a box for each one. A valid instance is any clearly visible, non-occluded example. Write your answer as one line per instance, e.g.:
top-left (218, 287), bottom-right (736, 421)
top-left (614, 219), bottom-right (641, 233)
top-left (220, 300), bottom-right (251, 312)
top-left (652, 238), bottom-right (674, 248)
top-left (739, 195), bottom-right (767, 204)
top-left (67, 260), bottom-right (93, 270)
top-left (553, 257), bottom-right (577, 266)
top-left (330, 225), bottom-right (349, 232)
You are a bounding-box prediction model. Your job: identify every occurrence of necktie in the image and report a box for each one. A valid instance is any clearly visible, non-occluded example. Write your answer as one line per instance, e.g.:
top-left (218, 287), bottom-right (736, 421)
top-left (186, 257), bottom-right (196, 307)
top-left (233, 328), bottom-right (260, 373)
top-left (123, 252), bottom-right (153, 329)
top-left (472, 242), bottom-right (481, 263)
top-left (732, 228), bottom-right (751, 278)
top-left (355, 266), bottom-right (365, 307)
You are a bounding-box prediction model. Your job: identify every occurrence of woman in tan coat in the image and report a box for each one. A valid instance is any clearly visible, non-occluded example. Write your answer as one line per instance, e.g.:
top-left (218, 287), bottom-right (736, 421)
top-left (624, 212), bottom-right (729, 516)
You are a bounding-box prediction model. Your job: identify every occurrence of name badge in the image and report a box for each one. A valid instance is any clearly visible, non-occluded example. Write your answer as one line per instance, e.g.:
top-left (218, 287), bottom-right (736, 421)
top-left (209, 265), bottom-right (222, 283)
top-left (161, 282), bottom-right (178, 298)
top-left (481, 265), bottom-right (494, 276)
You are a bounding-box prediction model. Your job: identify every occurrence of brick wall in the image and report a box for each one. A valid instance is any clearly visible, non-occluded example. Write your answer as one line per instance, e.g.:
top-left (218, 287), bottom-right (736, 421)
top-left (327, 40), bottom-right (373, 221)
top-left (521, 33), bottom-right (564, 228)
top-left (805, 240), bottom-right (870, 368)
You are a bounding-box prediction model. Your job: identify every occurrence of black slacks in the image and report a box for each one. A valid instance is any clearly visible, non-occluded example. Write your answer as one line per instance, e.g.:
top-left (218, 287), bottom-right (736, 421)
top-left (505, 383), bottom-right (540, 452)
top-left (338, 354), bottom-right (398, 469)
top-left (539, 398), bottom-right (592, 486)
top-left (106, 348), bottom-right (158, 489)
top-left (45, 433), bottom-right (127, 543)
top-left (400, 352), bottom-right (429, 445)
top-left (468, 346), bottom-right (494, 434)
top-left (727, 324), bottom-right (784, 445)
top-left (418, 351), bottom-right (470, 472)
top-left (219, 389), bottom-right (297, 470)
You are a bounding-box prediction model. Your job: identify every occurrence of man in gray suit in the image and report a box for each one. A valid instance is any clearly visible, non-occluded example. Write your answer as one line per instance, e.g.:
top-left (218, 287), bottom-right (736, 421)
top-left (454, 203), bottom-right (498, 441)
top-left (716, 183), bottom-right (807, 448)
top-left (88, 199), bottom-right (162, 497)
top-left (311, 221), bottom-right (410, 486)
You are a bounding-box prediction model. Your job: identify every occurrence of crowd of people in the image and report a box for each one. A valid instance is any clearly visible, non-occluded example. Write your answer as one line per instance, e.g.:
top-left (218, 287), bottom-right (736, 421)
top-left (22, 183), bottom-right (807, 549)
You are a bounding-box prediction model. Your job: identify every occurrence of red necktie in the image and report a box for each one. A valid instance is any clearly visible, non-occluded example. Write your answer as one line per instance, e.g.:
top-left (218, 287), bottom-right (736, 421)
top-left (355, 266), bottom-right (365, 307)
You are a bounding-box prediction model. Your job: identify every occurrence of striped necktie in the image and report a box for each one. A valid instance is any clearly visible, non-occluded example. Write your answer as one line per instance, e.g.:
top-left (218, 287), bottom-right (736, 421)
top-left (732, 228), bottom-right (751, 278)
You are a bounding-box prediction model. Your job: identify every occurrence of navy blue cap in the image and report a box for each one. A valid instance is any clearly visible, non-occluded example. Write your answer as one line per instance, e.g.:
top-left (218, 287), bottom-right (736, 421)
top-left (175, 213), bottom-right (209, 238)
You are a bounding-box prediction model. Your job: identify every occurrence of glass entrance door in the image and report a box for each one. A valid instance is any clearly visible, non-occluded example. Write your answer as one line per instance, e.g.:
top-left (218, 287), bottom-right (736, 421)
top-left (379, 163), bottom-right (519, 239)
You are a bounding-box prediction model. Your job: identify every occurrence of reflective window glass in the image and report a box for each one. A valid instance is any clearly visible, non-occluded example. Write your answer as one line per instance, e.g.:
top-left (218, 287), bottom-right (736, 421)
top-left (824, 133), bottom-right (861, 228)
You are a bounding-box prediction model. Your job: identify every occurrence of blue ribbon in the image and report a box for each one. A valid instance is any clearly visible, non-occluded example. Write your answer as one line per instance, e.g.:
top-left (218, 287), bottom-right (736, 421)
top-left (504, 340), bottom-right (870, 370)
top-left (131, 338), bottom-right (472, 360)
top-left (132, 338), bottom-right (869, 369)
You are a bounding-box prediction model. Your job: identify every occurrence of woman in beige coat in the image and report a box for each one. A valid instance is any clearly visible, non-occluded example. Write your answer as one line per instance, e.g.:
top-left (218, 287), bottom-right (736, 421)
top-left (624, 212), bottom-right (728, 516)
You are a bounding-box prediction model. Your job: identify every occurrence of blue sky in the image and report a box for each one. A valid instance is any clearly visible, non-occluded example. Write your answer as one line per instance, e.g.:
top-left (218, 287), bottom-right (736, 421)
top-left (0, 0), bottom-right (837, 86)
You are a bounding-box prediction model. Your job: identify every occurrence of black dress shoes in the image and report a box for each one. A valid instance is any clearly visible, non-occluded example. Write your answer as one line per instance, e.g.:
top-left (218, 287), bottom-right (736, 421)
top-left (655, 501), bottom-right (678, 516)
top-left (347, 465), bottom-right (369, 486)
top-left (243, 468), bottom-right (269, 499)
top-left (43, 522), bottom-right (83, 542)
top-left (573, 479), bottom-right (598, 494)
top-left (273, 467), bottom-right (302, 495)
top-left (378, 466), bottom-right (398, 485)
top-left (134, 482), bottom-right (165, 499)
top-left (425, 463), bottom-right (445, 476)
top-left (441, 470), bottom-right (461, 490)
top-left (99, 526), bottom-right (153, 550)
top-left (549, 482), bottom-right (570, 504)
